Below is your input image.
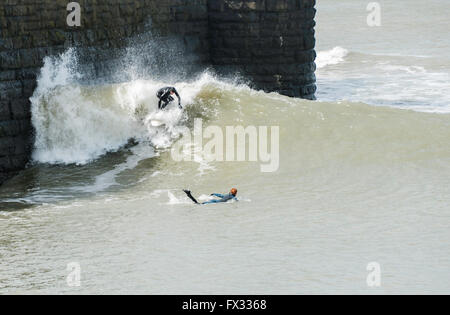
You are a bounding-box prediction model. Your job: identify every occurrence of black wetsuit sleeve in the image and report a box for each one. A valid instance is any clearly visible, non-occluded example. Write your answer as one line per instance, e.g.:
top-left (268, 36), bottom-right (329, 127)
top-left (173, 88), bottom-right (181, 106)
top-left (183, 190), bottom-right (199, 204)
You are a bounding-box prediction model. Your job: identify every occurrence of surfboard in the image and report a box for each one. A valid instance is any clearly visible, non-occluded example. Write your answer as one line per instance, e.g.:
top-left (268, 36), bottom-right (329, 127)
top-left (150, 119), bottom-right (165, 127)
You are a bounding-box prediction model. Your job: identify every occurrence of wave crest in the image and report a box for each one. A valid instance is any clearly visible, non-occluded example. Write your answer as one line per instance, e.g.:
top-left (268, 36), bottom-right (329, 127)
top-left (316, 46), bottom-right (349, 69)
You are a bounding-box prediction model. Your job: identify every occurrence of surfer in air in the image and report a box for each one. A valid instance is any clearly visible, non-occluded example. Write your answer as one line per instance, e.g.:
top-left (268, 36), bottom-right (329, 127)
top-left (183, 188), bottom-right (238, 205)
top-left (157, 86), bottom-right (182, 110)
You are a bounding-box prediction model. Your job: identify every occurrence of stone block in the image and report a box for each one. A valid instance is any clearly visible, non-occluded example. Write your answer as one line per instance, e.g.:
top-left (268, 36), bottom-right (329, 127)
top-left (11, 98), bottom-right (30, 120)
top-left (0, 81), bottom-right (22, 100)
top-left (0, 100), bottom-right (12, 121)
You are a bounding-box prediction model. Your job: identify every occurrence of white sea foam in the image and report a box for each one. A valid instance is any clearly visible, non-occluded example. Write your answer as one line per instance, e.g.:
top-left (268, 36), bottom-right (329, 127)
top-left (167, 191), bottom-right (187, 205)
top-left (30, 50), bottom-right (142, 164)
top-left (316, 48), bottom-right (450, 113)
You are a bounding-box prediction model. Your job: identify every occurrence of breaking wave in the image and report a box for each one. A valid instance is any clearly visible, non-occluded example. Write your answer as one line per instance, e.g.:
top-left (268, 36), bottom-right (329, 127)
top-left (30, 48), bottom-right (450, 172)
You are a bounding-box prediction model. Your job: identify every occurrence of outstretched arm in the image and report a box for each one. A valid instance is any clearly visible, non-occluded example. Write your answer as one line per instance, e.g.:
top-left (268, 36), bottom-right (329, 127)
top-left (158, 99), bottom-right (162, 110)
top-left (211, 193), bottom-right (225, 198)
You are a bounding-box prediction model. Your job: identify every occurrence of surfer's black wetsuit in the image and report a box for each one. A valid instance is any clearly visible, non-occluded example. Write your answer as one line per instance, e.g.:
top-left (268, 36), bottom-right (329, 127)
top-left (157, 87), bottom-right (182, 110)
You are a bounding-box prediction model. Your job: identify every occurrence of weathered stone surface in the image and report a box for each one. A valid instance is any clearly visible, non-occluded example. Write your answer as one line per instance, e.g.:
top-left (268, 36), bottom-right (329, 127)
top-left (10, 99), bottom-right (31, 120)
top-left (0, 137), bottom-right (16, 157)
top-left (0, 0), bottom-right (316, 185)
top-left (0, 80), bottom-right (22, 100)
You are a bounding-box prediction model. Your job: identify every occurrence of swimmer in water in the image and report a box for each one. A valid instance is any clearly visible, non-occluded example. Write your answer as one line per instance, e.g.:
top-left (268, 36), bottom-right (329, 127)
top-left (183, 188), bottom-right (238, 205)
